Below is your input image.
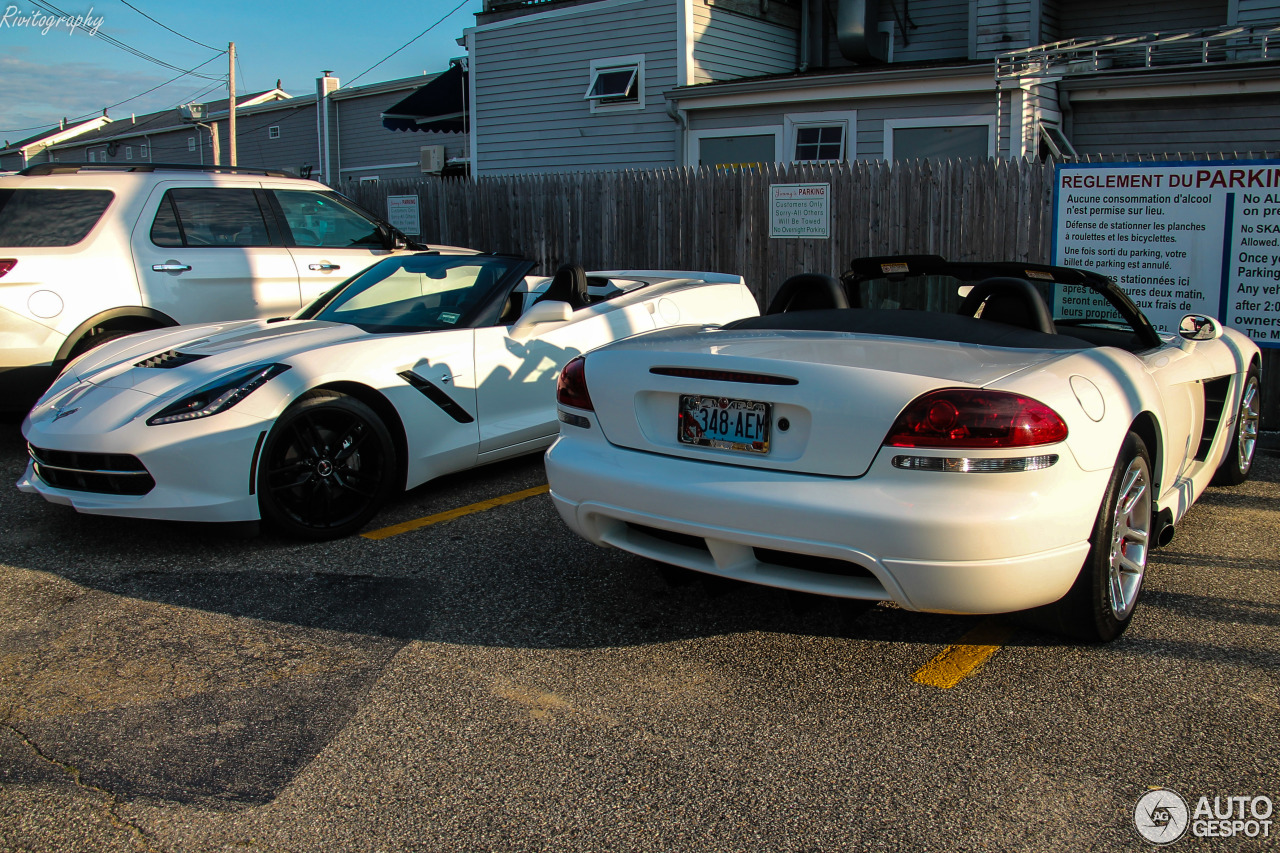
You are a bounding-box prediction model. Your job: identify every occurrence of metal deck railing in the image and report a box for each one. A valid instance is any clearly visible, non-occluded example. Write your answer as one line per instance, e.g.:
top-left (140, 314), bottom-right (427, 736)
top-left (997, 24), bottom-right (1280, 80)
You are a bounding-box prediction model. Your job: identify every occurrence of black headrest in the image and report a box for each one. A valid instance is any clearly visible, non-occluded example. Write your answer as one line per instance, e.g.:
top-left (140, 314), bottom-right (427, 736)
top-left (957, 276), bottom-right (1056, 335)
top-left (766, 273), bottom-right (850, 314)
top-left (536, 264), bottom-right (588, 309)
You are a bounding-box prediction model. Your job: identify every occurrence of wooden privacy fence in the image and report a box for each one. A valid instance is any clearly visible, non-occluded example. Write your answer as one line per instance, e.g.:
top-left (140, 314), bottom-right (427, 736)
top-left (347, 158), bottom-right (1056, 302)
top-left (347, 158), bottom-right (1278, 427)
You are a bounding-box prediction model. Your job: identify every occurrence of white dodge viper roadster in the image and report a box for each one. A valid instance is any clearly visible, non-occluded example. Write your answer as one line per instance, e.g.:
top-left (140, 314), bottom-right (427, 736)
top-left (545, 256), bottom-right (1263, 641)
top-left (18, 252), bottom-right (758, 538)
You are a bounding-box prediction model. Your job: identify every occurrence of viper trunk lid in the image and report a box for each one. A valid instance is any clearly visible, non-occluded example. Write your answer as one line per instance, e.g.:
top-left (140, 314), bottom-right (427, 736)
top-left (582, 326), bottom-right (1065, 477)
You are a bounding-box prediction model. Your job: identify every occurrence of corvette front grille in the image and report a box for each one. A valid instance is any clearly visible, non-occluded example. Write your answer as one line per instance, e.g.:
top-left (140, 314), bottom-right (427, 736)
top-left (28, 444), bottom-right (155, 496)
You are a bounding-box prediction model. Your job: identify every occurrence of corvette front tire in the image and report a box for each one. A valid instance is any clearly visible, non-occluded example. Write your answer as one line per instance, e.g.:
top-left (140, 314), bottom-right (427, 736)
top-left (257, 390), bottom-right (396, 540)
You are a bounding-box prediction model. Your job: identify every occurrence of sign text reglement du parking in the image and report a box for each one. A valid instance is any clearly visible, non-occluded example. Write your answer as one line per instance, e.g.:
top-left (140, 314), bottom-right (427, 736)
top-left (1052, 160), bottom-right (1280, 348)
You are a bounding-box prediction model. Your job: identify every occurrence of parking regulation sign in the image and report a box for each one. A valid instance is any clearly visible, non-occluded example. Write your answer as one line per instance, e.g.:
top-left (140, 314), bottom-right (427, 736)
top-left (770, 183), bottom-right (830, 239)
top-left (386, 194), bottom-right (421, 237)
top-left (1052, 159), bottom-right (1280, 347)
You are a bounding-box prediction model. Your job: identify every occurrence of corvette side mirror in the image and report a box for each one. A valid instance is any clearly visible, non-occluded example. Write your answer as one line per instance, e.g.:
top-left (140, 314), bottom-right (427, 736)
top-left (1178, 314), bottom-right (1222, 342)
top-left (515, 300), bottom-right (572, 328)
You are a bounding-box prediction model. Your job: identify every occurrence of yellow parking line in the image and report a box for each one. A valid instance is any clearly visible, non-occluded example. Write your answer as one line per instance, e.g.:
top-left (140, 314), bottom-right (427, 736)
top-left (362, 484), bottom-right (550, 540)
top-left (912, 619), bottom-right (1014, 688)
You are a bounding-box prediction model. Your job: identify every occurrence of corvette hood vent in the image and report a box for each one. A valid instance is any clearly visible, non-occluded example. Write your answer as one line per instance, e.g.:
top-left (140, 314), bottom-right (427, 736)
top-left (134, 349), bottom-right (208, 369)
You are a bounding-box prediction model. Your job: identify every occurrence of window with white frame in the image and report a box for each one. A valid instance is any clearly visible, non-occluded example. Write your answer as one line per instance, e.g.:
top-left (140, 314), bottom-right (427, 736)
top-left (140, 145), bottom-right (148, 158)
top-left (883, 117), bottom-right (995, 162)
top-left (268, 126), bottom-right (280, 139)
top-left (125, 146), bottom-right (133, 160)
top-left (188, 137), bottom-right (196, 151)
top-left (785, 111), bottom-right (856, 163)
top-left (584, 55), bottom-right (645, 114)
top-left (1039, 121), bottom-right (1076, 160)
top-left (690, 126), bottom-right (781, 168)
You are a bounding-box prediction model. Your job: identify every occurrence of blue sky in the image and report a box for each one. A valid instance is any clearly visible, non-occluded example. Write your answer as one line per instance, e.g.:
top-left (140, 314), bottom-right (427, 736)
top-left (0, 0), bottom-right (483, 142)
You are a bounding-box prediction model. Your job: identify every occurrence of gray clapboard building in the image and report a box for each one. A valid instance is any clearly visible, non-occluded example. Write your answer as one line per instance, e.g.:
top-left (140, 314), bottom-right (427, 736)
top-left (32, 74), bottom-right (467, 185)
top-left (459, 0), bottom-right (1280, 176)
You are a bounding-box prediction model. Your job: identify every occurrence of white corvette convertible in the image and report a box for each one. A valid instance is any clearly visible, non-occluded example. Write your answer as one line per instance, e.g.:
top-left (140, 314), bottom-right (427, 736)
top-left (546, 256), bottom-right (1263, 641)
top-left (19, 252), bottom-right (758, 538)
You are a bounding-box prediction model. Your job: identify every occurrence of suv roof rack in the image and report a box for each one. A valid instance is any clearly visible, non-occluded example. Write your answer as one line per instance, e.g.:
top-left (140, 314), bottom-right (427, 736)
top-left (19, 162), bottom-right (297, 178)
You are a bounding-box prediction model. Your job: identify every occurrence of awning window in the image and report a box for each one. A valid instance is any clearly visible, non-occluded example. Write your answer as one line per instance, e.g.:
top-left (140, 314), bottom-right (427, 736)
top-left (584, 66), bottom-right (638, 104)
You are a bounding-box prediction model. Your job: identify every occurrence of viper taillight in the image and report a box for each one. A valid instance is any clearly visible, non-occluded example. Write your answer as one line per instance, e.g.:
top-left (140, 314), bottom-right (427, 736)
top-left (556, 355), bottom-right (593, 411)
top-left (885, 389), bottom-right (1067, 448)
top-left (0, 259), bottom-right (16, 278)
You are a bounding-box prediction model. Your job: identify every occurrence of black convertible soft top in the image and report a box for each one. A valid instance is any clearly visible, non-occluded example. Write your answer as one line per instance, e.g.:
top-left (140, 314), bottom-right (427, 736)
top-left (739, 254), bottom-right (1162, 352)
top-left (726, 307), bottom-right (1094, 350)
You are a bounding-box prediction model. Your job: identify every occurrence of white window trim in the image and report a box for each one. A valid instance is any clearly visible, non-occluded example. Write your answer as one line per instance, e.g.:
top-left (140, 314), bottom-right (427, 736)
top-left (587, 54), bottom-right (645, 115)
top-left (688, 125), bottom-right (782, 168)
top-left (1039, 120), bottom-right (1077, 160)
top-left (883, 115), bottom-right (996, 162)
top-left (187, 137), bottom-right (196, 151)
top-left (125, 146), bottom-right (133, 160)
top-left (268, 126), bottom-right (280, 139)
top-left (784, 111), bottom-right (857, 163)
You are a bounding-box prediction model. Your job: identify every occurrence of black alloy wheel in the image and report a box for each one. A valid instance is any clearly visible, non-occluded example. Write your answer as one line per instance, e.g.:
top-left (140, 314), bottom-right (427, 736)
top-left (257, 390), bottom-right (396, 539)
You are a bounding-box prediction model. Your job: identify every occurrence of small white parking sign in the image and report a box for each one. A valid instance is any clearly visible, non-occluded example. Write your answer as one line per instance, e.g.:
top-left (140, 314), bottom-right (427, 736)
top-left (386, 194), bottom-right (421, 237)
top-left (770, 183), bottom-right (830, 239)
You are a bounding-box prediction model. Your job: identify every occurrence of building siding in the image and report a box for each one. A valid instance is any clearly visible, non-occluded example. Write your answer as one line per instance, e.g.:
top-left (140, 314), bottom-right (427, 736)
top-left (332, 88), bottom-right (467, 185)
top-left (1056, 0), bottom-right (1227, 39)
top-left (692, 5), bottom-right (797, 83)
top-left (1236, 0), bottom-right (1280, 23)
top-left (974, 0), bottom-right (1034, 58)
top-left (687, 91), bottom-right (1000, 161)
top-left (860, 0), bottom-right (971, 64)
top-left (1068, 94), bottom-right (1280, 155)
top-left (471, 0), bottom-right (681, 175)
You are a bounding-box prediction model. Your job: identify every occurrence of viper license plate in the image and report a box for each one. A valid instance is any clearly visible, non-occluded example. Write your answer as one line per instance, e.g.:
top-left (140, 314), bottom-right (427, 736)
top-left (678, 395), bottom-right (771, 454)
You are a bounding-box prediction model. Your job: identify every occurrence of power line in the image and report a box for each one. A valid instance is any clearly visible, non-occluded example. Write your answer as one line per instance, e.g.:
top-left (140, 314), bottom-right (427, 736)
top-left (117, 0), bottom-right (222, 52)
top-left (0, 52), bottom-right (226, 135)
top-left (343, 0), bottom-right (470, 89)
top-left (29, 0), bottom-right (224, 81)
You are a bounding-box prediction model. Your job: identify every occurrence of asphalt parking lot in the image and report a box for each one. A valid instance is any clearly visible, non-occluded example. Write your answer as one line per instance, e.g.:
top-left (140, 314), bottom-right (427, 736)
top-left (1, 420), bottom-right (1277, 853)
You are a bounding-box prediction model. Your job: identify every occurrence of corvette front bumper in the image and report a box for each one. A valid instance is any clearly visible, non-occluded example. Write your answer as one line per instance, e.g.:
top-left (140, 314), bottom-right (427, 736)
top-left (18, 387), bottom-right (269, 523)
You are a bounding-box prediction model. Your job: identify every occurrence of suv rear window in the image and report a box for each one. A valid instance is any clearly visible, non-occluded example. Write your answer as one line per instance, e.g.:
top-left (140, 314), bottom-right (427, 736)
top-left (0, 189), bottom-right (114, 247)
top-left (151, 188), bottom-right (277, 248)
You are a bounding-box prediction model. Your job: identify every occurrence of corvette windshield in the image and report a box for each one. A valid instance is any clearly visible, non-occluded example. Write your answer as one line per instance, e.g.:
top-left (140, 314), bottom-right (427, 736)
top-left (303, 255), bottom-right (519, 333)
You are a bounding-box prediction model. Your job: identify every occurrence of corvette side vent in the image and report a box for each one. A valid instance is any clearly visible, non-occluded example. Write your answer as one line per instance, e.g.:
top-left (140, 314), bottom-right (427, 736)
top-left (649, 367), bottom-right (798, 386)
top-left (135, 350), bottom-right (208, 369)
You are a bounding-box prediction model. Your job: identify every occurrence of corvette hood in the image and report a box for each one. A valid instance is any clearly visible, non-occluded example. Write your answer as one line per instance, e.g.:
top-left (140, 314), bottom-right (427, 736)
top-left (71, 320), bottom-right (369, 399)
top-left (583, 326), bottom-right (1071, 477)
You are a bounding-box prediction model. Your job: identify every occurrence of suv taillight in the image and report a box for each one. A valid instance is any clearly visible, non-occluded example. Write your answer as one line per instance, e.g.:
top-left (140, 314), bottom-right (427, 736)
top-left (557, 355), bottom-right (594, 411)
top-left (885, 389), bottom-right (1067, 448)
top-left (0, 260), bottom-right (15, 278)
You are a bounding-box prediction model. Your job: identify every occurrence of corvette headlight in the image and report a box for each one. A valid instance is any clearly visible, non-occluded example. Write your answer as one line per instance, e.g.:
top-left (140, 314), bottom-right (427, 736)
top-left (147, 363), bottom-right (290, 426)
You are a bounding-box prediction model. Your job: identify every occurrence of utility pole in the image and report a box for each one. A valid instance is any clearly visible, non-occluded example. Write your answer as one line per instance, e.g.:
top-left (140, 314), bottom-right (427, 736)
top-left (209, 120), bottom-right (221, 166)
top-left (228, 42), bottom-right (237, 166)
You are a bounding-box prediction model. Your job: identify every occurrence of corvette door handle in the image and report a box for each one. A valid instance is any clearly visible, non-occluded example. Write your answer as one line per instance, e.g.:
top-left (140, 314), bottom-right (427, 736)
top-left (308, 263), bottom-right (341, 271)
top-left (152, 262), bottom-right (191, 272)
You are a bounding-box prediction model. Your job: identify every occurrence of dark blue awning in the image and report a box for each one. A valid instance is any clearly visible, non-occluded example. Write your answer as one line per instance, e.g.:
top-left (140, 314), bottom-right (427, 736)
top-left (382, 64), bottom-right (469, 133)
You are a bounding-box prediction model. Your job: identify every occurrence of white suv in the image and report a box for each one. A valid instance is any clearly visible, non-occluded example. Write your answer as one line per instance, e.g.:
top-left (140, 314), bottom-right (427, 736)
top-left (0, 163), bottom-right (417, 410)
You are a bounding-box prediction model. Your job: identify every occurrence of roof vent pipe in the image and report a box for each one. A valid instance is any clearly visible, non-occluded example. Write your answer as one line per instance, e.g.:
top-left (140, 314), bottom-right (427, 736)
top-left (837, 0), bottom-right (887, 63)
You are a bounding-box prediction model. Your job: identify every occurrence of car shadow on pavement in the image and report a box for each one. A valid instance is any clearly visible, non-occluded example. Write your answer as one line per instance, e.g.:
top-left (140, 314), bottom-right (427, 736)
top-left (2, 439), bottom-right (1277, 809)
